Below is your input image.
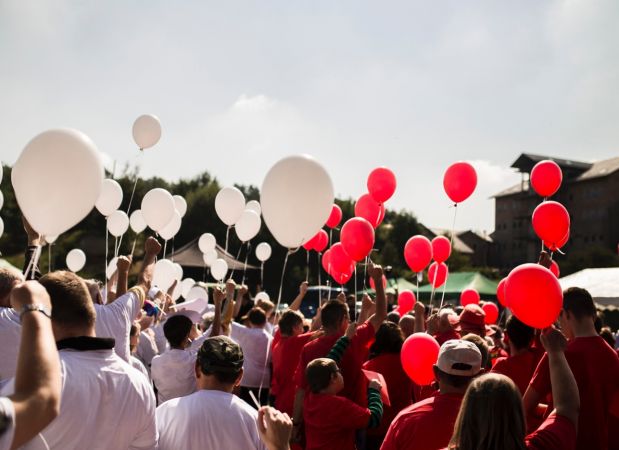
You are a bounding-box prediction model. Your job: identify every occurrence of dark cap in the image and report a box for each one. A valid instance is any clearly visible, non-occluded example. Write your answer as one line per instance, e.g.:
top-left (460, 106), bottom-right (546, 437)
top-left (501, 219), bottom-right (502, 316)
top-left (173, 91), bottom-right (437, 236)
top-left (197, 336), bottom-right (244, 375)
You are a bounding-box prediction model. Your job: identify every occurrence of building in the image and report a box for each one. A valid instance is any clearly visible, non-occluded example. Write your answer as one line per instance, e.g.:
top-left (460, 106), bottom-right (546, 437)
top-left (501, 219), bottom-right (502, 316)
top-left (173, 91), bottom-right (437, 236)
top-left (491, 153), bottom-right (619, 270)
top-left (419, 225), bottom-right (495, 267)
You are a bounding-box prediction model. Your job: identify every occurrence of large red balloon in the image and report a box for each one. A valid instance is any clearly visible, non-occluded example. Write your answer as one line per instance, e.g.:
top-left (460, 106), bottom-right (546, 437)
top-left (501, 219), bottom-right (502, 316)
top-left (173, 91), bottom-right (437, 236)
top-left (326, 204), bottom-right (343, 229)
top-left (443, 162), bottom-right (477, 204)
top-left (329, 243), bottom-right (354, 274)
top-left (321, 249), bottom-right (332, 273)
top-left (530, 160), bottom-right (563, 198)
top-left (355, 194), bottom-right (383, 228)
top-left (401, 334), bottom-right (440, 386)
top-left (369, 274), bottom-right (387, 291)
top-left (367, 167), bottom-right (397, 204)
top-left (331, 268), bottom-right (352, 285)
top-left (397, 290), bottom-right (416, 314)
top-left (314, 230), bottom-right (329, 253)
top-left (303, 231), bottom-right (320, 251)
top-left (460, 288), bottom-right (480, 307)
top-left (482, 302), bottom-right (499, 324)
top-left (428, 262), bottom-right (449, 288)
top-left (431, 236), bottom-right (451, 263)
top-left (496, 278), bottom-right (507, 307)
top-left (377, 203), bottom-right (386, 227)
top-left (404, 235), bottom-right (433, 273)
top-left (505, 263), bottom-right (563, 329)
top-left (532, 201), bottom-right (570, 248)
top-left (549, 260), bottom-right (560, 278)
top-left (544, 229), bottom-right (569, 252)
top-left (340, 217), bottom-right (375, 261)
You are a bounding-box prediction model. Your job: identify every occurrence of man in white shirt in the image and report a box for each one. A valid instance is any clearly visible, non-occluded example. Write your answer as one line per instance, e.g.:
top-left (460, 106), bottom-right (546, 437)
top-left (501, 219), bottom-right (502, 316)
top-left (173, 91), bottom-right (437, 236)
top-left (0, 268), bottom-right (24, 382)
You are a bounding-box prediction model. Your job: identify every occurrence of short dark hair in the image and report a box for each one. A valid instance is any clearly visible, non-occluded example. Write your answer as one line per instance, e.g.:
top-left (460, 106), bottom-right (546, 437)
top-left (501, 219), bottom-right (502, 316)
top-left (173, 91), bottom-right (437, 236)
top-left (563, 287), bottom-right (596, 319)
top-left (370, 322), bottom-right (404, 357)
top-left (321, 300), bottom-right (348, 330)
top-left (462, 333), bottom-right (490, 369)
top-left (248, 307), bottom-right (267, 326)
top-left (0, 268), bottom-right (23, 302)
top-left (39, 271), bottom-right (96, 328)
top-left (505, 316), bottom-right (534, 351)
top-left (278, 310), bottom-right (304, 336)
top-left (387, 311), bottom-right (401, 323)
top-left (435, 366), bottom-right (475, 389)
top-left (197, 336), bottom-right (244, 384)
top-left (163, 315), bottom-right (193, 348)
top-left (599, 327), bottom-right (615, 349)
top-left (306, 358), bottom-right (338, 393)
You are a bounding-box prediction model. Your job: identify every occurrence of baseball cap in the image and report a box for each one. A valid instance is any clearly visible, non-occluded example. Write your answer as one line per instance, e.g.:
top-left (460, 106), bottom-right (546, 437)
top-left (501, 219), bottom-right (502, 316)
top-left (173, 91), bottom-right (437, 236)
top-left (458, 304), bottom-right (495, 336)
top-left (197, 336), bottom-right (244, 375)
top-left (437, 339), bottom-right (482, 376)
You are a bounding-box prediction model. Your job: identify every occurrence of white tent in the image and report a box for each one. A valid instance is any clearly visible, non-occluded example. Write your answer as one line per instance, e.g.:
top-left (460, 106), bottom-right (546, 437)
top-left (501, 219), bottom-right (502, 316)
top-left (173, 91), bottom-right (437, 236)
top-left (559, 268), bottom-right (619, 307)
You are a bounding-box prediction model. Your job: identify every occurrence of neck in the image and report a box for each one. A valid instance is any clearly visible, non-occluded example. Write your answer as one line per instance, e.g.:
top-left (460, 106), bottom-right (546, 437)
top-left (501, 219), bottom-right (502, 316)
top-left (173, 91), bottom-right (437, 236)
top-left (0, 296), bottom-right (10, 308)
top-left (53, 325), bottom-right (97, 341)
top-left (323, 328), bottom-right (341, 336)
top-left (439, 381), bottom-right (468, 396)
top-left (198, 378), bottom-right (236, 393)
top-left (571, 320), bottom-right (598, 338)
top-left (509, 342), bottom-right (528, 357)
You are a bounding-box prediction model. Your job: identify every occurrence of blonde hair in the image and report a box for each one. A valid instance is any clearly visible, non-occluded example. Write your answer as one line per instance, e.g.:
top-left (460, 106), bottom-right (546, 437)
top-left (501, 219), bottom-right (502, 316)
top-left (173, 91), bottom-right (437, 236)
top-left (448, 373), bottom-right (526, 450)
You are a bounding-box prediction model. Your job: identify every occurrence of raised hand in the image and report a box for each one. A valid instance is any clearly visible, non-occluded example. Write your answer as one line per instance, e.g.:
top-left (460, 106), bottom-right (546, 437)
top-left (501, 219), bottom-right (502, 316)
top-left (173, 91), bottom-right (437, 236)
top-left (116, 255), bottom-right (132, 273)
top-left (144, 236), bottom-right (162, 256)
top-left (368, 379), bottom-right (383, 391)
top-left (368, 262), bottom-right (384, 282)
top-left (257, 406), bottom-right (293, 450)
top-left (540, 326), bottom-right (567, 354)
top-left (299, 281), bottom-right (309, 296)
top-left (345, 322), bottom-right (357, 340)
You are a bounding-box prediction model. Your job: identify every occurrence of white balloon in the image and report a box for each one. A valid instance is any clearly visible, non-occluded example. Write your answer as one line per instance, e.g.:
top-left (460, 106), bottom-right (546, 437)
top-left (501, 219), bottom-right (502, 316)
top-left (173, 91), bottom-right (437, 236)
top-left (159, 210), bottom-right (182, 241)
top-left (141, 188), bottom-right (175, 232)
top-left (210, 258), bottom-right (228, 281)
top-left (173, 263), bottom-right (183, 281)
top-left (11, 129), bottom-right (104, 237)
top-left (107, 210), bottom-right (129, 237)
top-left (261, 155), bottom-right (334, 248)
top-left (198, 233), bottom-right (216, 253)
top-left (0, 191), bottom-right (3, 211)
top-left (45, 234), bottom-right (58, 244)
top-left (255, 242), bottom-right (272, 262)
top-left (215, 187), bottom-right (245, 226)
top-left (132, 114), bottom-right (161, 150)
top-left (255, 292), bottom-right (270, 303)
top-left (153, 259), bottom-right (176, 291)
top-left (0, 165), bottom-right (2, 184)
top-left (180, 278), bottom-right (196, 297)
top-left (185, 285), bottom-right (209, 303)
top-left (203, 249), bottom-right (218, 266)
top-left (106, 257), bottom-right (119, 279)
top-left (95, 179), bottom-right (123, 217)
top-left (172, 281), bottom-right (183, 301)
top-left (129, 210), bottom-right (147, 233)
top-left (176, 297), bottom-right (208, 314)
top-left (0, 217), bottom-right (4, 239)
top-left (245, 200), bottom-right (261, 215)
top-left (173, 195), bottom-right (187, 218)
top-left (66, 249), bottom-right (86, 272)
top-left (235, 210), bottom-right (261, 242)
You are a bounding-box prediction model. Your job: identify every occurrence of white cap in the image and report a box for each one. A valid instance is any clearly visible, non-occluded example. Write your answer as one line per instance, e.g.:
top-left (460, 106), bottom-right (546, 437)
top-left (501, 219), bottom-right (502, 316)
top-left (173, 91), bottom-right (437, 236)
top-left (437, 339), bottom-right (482, 376)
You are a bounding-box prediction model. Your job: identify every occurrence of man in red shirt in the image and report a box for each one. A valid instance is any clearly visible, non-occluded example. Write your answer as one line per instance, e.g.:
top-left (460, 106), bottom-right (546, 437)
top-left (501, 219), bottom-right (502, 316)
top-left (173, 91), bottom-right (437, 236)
top-left (524, 287), bottom-right (619, 450)
top-left (381, 339), bottom-right (482, 450)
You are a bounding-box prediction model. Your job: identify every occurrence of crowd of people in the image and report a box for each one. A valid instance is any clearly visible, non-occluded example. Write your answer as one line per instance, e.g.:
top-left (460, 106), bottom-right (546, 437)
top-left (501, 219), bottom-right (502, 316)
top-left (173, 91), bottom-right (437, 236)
top-left (0, 220), bottom-right (618, 450)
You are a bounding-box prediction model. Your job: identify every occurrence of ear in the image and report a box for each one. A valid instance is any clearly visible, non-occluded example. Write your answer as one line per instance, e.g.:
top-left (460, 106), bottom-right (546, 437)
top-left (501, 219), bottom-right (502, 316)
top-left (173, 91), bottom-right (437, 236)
top-left (195, 361), bottom-right (201, 379)
top-left (234, 368), bottom-right (244, 387)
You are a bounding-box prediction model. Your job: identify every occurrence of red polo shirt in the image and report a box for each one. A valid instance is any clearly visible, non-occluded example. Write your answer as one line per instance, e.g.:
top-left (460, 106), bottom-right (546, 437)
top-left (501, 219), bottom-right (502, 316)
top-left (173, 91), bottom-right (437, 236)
top-left (492, 349), bottom-right (542, 395)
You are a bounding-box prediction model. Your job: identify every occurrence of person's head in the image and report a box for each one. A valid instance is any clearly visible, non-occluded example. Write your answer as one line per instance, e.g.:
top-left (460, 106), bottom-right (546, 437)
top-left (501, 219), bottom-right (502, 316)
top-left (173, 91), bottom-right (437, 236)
top-left (399, 315), bottom-right (415, 337)
top-left (201, 312), bottom-right (215, 332)
top-left (504, 316), bottom-right (534, 352)
top-left (306, 358), bottom-right (343, 394)
top-left (255, 298), bottom-right (275, 318)
top-left (39, 271), bottom-right (96, 339)
top-left (433, 340), bottom-right (482, 394)
top-left (278, 310), bottom-right (304, 337)
top-left (387, 311), bottom-right (401, 324)
top-left (462, 333), bottom-right (490, 370)
top-left (370, 322), bottom-right (404, 357)
top-left (83, 279), bottom-right (104, 305)
top-left (599, 327), bottom-right (616, 349)
top-left (459, 304), bottom-right (489, 337)
top-left (449, 373), bottom-right (526, 450)
top-left (0, 268), bottom-right (24, 307)
top-left (130, 322), bottom-right (141, 353)
top-left (195, 336), bottom-right (244, 391)
top-left (438, 308), bottom-right (458, 333)
top-left (247, 307), bottom-right (267, 328)
top-left (321, 300), bottom-right (349, 333)
top-left (560, 287), bottom-right (597, 339)
top-left (163, 315), bottom-right (193, 349)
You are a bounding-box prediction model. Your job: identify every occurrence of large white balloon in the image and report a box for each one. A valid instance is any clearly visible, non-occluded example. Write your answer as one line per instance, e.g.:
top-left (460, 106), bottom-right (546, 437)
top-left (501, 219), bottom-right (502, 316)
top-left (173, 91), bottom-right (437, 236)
top-left (45, 234), bottom-right (58, 244)
top-left (210, 258), bottom-right (228, 281)
top-left (255, 242), bottom-right (272, 262)
top-left (106, 256), bottom-right (118, 279)
top-left (66, 249), bottom-right (86, 272)
top-left (235, 210), bottom-right (261, 242)
top-left (141, 188), bottom-right (175, 232)
top-left (176, 297), bottom-right (208, 314)
top-left (215, 187), bottom-right (245, 226)
top-left (245, 200), bottom-right (261, 215)
top-left (95, 179), bottom-right (123, 217)
top-left (107, 210), bottom-right (129, 237)
top-left (261, 155), bottom-right (334, 248)
top-left (173, 195), bottom-right (187, 218)
top-left (171, 281), bottom-right (183, 301)
top-left (203, 249), bottom-right (218, 266)
top-left (173, 263), bottom-right (183, 281)
top-left (132, 114), bottom-right (161, 150)
top-left (198, 233), bottom-right (216, 253)
top-left (159, 210), bottom-right (182, 241)
top-left (129, 210), bottom-right (147, 233)
top-left (185, 285), bottom-right (208, 302)
top-left (180, 278), bottom-right (196, 297)
top-left (255, 292), bottom-right (270, 303)
top-left (153, 259), bottom-right (176, 291)
top-left (12, 129), bottom-right (104, 237)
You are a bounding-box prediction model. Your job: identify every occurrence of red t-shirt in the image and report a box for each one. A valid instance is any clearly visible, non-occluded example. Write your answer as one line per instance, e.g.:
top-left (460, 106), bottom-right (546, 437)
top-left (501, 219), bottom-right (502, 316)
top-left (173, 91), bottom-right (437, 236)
top-left (525, 412), bottom-right (576, 450)
top-left (294, 322), bottom-right (375, 406)
top-left (303, 392), bottom-right (370, 450)
top-left (529, 336), bottom-right (619, 450)
top-left (381, 393), bottom-right (463, 450)
top-left (271, 331), bottom-right (314, 415)
top-left (363, 353), bottom-right (414, 438)
top-left (434, 329), bottom-right (461, 346)
top-left (492, 349), bottom-right (542, 395)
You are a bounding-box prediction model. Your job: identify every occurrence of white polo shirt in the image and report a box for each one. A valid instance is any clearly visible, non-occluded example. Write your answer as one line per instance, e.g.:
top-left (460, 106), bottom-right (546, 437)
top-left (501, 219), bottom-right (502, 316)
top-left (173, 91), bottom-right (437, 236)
top-left (231, 323), bottom-right (273, 388)
top-left (0, 308), bottom-right (21, 382)
top-left (156, 389), bottom-right (267, 450)
top-left (0, 397), bottom-right (14, 450)
top-left (94, 291), bottom-right (141, 362)
top-left (137, 330), bottom-right (159, 370)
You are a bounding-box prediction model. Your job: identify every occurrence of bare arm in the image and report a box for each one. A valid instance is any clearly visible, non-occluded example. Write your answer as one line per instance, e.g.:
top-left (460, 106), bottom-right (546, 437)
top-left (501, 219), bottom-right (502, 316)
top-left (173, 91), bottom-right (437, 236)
top-left (288, 282), bottom-right (308, 312)
top-left (413, 302), bottom-right (426, 333)
top-left (257, 406), bottom-right (292, 450)
top-left (210, 288), bottom-right (225, 337)
top-left (368, 263), bottom-right (386, 331)
top-left (233, 284), bottom-right (248, 320)
top-left (291, 389), bottom-right (305, 442)
top-left (134, 237), bottom-right (162, 307)
top-left (357, 294), bottom-right (375, 324)
top-left (114, 256), bottom-right (132, 299)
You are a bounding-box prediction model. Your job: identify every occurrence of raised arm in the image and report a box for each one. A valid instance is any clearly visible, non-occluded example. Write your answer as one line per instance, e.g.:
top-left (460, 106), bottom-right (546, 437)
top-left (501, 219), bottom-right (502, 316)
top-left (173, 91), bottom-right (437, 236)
top-left (358, 294), bottom-right (376, 324)
top-left (134, 237), bottom-right (161, 305)
top-left (288, 282), bottom-right (309, 311)
top-left (368, 263), bottom-right (387, 331)
top-left (413, 302), bottom-right (426, 333)
top-left (210, 287), bottom-right (225, 337)
top-left (233, 284), bottom-right (248, 320)
top-left (114, 256), bottom-right (132, 300)
top-left (21, 216), bottom-right (42, 280)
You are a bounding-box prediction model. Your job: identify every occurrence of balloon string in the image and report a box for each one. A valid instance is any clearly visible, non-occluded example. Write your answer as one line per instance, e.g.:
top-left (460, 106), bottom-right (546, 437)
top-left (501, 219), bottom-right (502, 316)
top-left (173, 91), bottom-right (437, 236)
top-left (163, 240), bottom-right (168, 259)
top-left (260, 261), bottom-right (264, 286)
top-left (48, 244), bottom-right (51, 273)
top-left (317, 252), bottom-right (322, 308)
top-left (104, 222), bottom-right (109, 303)
top-left (416, 274), bottom-right (420, 304)
top-left (225, 226), bottom-right (231, 253)
top-left (131, 237), bottom-right (137, 258)
top-left (24, 245), bottom-right (42, 280)
top-left (439, 204), bottom-right (459, 310)
top-left (305, 250), bottom-right (310, 283)
top-left (229, 242), bottom-right (245, 280)
top-left (353, 265), bottom-right (357, 323)
top-left (117, 158), bottom-right (143, 252)
top-left (362, 256), bottom-right (368, 290)
top-left (329, 229), bottom-right (333, 247)
top-left (241, 242), bottom-right (251, 285)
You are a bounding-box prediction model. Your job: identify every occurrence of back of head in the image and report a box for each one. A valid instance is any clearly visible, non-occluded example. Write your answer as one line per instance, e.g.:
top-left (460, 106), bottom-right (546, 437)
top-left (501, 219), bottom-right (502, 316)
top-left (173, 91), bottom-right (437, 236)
top-left (278, 310), bottom-right (304, 336)
top-left (248, 307), bottom-right (267, 327)
top-left (370, 321), bottom-right (404, 357)
top-left (387, 311), bottom-right (401, 324)
top-left (306, 358), bottom-right (337, 393)
top-left (0, 268), bottom-right (24, 306)
top-left (399, 315), bottom-right (415, 337)
top-left (563, 287), bottom-right (596, 320)
top-left (459, 304), bottom-right (487, 337)
top-left (197, 336), bottom-right (244, 384)
top-left (255, 298), bottom-right (275, 315)
top-left (462, 333), bottom-right (490, 369)
top-left (321, 300), bottom-right (348, 330)
top-left (449, 373), bottom-right (526, 450)
top-left (39, 271), bottom-right (96, 329)
top-left (505, 316), bottom-right (534, 351)
top-left (435, 339), bottom-right (482, 390)
top-left (163, 315), bottom-right (193, 348)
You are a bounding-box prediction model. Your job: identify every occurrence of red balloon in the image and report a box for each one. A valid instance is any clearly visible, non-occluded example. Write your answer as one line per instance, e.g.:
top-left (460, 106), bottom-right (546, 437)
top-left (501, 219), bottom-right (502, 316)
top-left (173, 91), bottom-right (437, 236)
top-left (505, 263), bottom-right (563, 329)
top-left (329, 243), bottom-right (354, 274)
top-left (377, 203), bottom-right (386, 227)
top-left (482, 302), bottom-right (499, 324)
top-left (321, 249), bottom-right (332, 273)
top-left (369, 274), bottom-right (387, 291)
top-left (314, 230), bottom-right (329, 253)
top-left (544, 229), bottom-right (569, 252)
top-left (532, 201), bottom-right (570, 248)
top-left (443, 162), bottom-right (477, 204)
top-left (549, 260), bottom-right (560, 278)
top-left (401, 333), bottom-right (440, 386)
top-left (326, 204), bottom-right (343, 229)
top-left (303, 232), bottom-right (319, 251)
top-left (431, 236), bottom-right (451, 263)
top-left (367, 167), bottom-right (397, 203)
top-left (340, 217), bottom-right (375, 261)
top-left (397, 290), bottom-right (416, 314)
top-left (404, 235), bottom-right (433, 273)
top-left (355, 194), bottom-right (383, 228)
top-left (460, 288), bottom-right (480, 307)
top-left (331, 268), bottom-right (352, 285)
top-left (496, 278), bottom-right (507, 307)
top-left (428, 262), bottom-right (449, 288)
top-left (530, 160), bottom-right (563, 198)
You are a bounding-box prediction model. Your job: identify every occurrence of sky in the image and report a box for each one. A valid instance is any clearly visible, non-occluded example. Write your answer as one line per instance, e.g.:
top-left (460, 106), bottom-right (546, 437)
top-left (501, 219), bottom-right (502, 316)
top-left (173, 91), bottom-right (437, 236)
top-left (1, 0), bottom-right (618, 233)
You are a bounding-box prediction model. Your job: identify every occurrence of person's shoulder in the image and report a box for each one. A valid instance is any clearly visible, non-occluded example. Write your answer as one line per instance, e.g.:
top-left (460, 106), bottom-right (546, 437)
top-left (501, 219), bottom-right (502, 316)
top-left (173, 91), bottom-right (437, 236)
top-left (491, 356), bottom-right (509, 371)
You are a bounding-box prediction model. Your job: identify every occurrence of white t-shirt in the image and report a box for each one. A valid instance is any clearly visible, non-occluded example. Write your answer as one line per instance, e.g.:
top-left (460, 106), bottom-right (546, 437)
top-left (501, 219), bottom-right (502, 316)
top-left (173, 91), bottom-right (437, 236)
top-left (0, 308), bottom-right (21, 382)
top-left (94, 291), bottom-right (141, 362)
top-left (156, 390), bottom-right (267, 450)
top-left (151, 322), bottom-right (168, 354)
top-left (0, 397), bottom-right (15, 450)
top-left (131, 355), bottom-right (151, 381)
top-left (230, 323), bottom-right (273, 388)
top-left (137, 330), bottom-right (159, 370)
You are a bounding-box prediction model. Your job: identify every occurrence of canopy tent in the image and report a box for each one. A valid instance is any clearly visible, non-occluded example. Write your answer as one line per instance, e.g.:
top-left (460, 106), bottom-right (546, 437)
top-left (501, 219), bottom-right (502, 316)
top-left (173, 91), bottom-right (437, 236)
top-left (167, 238), bottom-right (259, 271)
top-left (559, 268), bottom-right (619, 308)
top-left (416, 271), bottom-right (499, 302)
